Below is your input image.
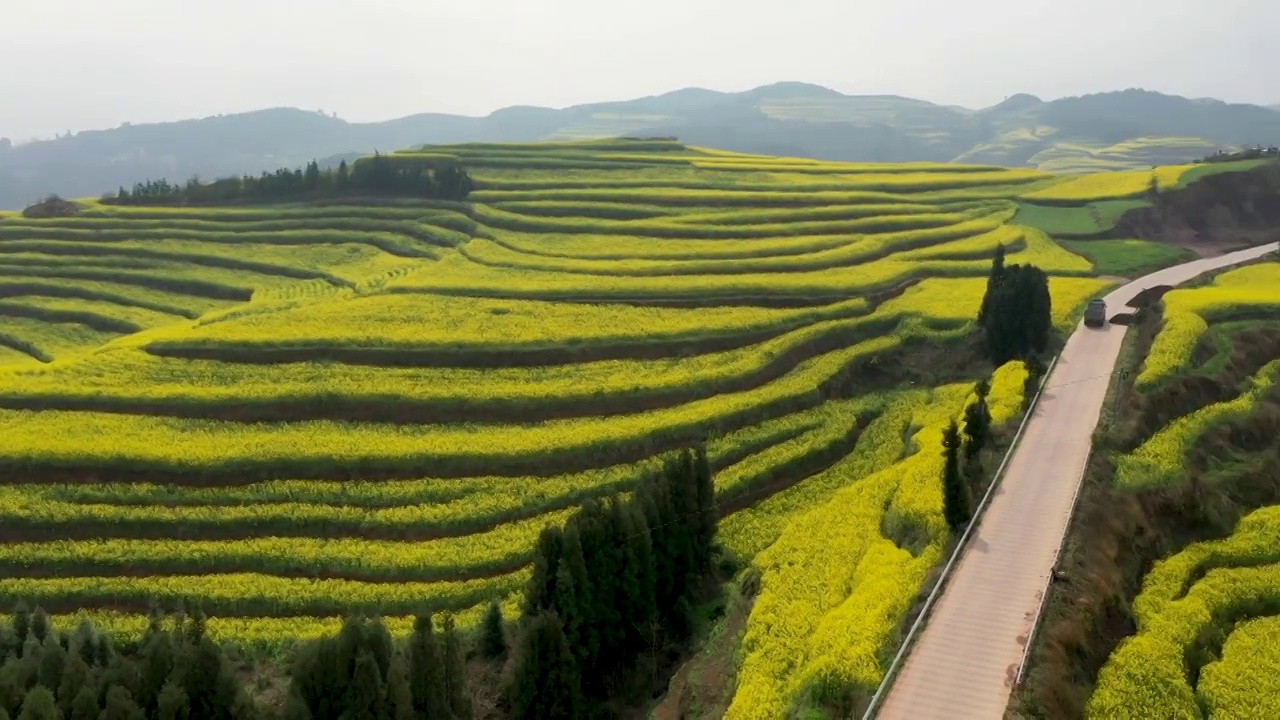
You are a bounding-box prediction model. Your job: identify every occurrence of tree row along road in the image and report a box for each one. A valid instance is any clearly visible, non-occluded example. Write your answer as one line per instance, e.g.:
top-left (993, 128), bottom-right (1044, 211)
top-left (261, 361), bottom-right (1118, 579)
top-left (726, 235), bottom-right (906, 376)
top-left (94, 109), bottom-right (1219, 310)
top-left (877, 242), bottom-right (1279, 719)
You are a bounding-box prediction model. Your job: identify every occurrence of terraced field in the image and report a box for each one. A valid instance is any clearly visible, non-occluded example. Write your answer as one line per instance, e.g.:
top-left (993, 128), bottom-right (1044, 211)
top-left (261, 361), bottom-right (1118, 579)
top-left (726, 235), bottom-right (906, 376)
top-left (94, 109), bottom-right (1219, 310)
top-left (1081, 260), bottom-right (1280, 718)
top-left (0, 139), bottom-right (1205, 712)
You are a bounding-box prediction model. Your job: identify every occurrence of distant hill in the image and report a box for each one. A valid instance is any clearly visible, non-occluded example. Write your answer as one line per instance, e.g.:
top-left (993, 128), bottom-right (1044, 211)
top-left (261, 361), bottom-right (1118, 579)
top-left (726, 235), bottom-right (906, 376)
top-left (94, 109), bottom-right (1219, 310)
top-left (3, 84), bottom-right (1280, 209)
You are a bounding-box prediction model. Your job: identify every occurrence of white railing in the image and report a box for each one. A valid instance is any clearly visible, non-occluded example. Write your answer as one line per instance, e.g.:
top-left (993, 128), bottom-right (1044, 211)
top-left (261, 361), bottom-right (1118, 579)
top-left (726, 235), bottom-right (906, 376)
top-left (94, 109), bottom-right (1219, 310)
top-left (860, 353), bottom-right (1061, 719)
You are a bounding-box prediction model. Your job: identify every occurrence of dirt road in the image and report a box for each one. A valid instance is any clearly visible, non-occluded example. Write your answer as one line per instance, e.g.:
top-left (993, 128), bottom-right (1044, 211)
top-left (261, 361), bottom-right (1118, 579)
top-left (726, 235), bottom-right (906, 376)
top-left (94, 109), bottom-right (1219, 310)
top-left (875, 242), bottom-right (1278, 719)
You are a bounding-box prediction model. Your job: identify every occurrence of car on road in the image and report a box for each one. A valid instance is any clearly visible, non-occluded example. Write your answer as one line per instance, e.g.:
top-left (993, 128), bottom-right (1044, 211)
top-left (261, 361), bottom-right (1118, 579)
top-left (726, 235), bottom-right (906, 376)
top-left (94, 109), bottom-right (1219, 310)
top-left (1084, 298), bottom-right (1107, 328)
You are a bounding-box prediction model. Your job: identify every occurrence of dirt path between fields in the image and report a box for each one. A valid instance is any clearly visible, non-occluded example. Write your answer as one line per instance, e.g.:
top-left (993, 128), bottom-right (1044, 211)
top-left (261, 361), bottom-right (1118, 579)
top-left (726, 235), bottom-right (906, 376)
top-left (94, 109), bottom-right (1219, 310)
top-left (874, 242), bottom-right (1278, 719)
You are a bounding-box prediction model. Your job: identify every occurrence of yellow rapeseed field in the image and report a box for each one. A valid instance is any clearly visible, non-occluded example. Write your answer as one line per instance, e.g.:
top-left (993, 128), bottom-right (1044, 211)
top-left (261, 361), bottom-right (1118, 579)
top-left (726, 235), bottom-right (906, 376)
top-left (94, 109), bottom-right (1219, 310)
top-left (1138, 262), bottom-right (1280, 387)
top-left (727, 363), bottom-right (1028, 717)
top-left (0, 138), bottom-right (1245, 652)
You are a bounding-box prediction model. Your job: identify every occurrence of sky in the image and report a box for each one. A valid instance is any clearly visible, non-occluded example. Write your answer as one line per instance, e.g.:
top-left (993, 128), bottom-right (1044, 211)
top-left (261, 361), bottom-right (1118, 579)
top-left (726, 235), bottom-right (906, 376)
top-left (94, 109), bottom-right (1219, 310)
top-left (3, 0), bottom-right (1278, 142)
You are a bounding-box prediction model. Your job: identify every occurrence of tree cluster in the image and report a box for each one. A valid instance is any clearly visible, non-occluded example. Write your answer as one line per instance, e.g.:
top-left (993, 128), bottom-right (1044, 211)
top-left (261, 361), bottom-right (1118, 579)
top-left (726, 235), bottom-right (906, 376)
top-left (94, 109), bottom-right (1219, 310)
top-left (0, 602), bottom-right (252, 720)
top-left (106, 155), bottom-right (475, 207)
top-left (512, 446), bottom-right (719, 718)
top-left (942, 379), bottom-right (996, 532)
top-left (284, 613), bottom-right (469, 720)
top-left (978, 244), bottom-right (1052, 365)
top-left (1200, 145), bottom-right (1280, 163)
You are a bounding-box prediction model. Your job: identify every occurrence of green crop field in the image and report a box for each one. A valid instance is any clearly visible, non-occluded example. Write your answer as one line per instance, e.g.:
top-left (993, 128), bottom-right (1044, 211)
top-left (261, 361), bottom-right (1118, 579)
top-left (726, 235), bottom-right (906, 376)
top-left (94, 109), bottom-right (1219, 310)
top-left (0, 138), bottom-right (1250, 716)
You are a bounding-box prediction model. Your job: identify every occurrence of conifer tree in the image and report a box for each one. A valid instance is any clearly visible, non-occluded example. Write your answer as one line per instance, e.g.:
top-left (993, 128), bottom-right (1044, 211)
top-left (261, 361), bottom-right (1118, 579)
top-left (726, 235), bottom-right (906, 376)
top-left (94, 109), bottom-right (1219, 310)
top-left (97, 685), bottom-right (142, 720)
top-left (692, 443), bottom-right (718, 574)
top-left (441, 616), bottom-right (469, 720)
top-left (36, 635), bottom-right (65, 695)
top-left (942, 420), bottom-right (970, 531)
top-left (385, 651), bottom-right (414, 720)
top-left (68, 685), bottom-right (100, 720)
top-left (348, 651), bottom-right (388, 720)
top-left (963, 379), bottom-right (992, 460)
top-left (407, 615), bottom-right (446, 720)
top-left (138, 625), bottom-right (175, 714)
top-left (981, 262), bottom-right (1052, 364)
top-left (627, 504), bottom-right (659, 638)
top-left (366, 619), bottom-right (396, 694)
top-left (509, 614), bottom-right (582, 720)
top-left (56, 652), bottom-right (91, 716)
top-left (524, 528), bottom-right (564, 615)
top-left (29, 609), bottom-right (48, 645)
top-left (480, 602), bottom-right (506, 660)
top-left (979, 243), bottom-right (1006, 325)
top-left (556, 525), bottom-right (595, 667)
top-left (155, 681), bottom-right (190, 720)
top-left (15, 686), bottom-right (58, 720)
top-left (11, 603), bottom-right (30, 653)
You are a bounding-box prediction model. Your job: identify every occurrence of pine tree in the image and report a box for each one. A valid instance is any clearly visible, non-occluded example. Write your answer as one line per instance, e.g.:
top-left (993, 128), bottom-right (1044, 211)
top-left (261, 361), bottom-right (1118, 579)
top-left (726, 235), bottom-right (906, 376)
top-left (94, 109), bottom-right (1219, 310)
top-left (509, 614), bottom-right (582, 720)
top-left (407, 615), bottom-right (446, 720)
top-left (480, 602), bottom-right (506, 660)
top-left (942, 420), bottom-right (970, 531)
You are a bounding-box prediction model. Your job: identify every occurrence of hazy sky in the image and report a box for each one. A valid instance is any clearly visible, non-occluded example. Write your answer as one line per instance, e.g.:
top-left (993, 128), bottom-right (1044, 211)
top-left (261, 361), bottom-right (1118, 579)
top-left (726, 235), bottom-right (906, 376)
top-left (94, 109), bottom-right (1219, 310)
top-left (3, 0), bottom-right (1278, 141)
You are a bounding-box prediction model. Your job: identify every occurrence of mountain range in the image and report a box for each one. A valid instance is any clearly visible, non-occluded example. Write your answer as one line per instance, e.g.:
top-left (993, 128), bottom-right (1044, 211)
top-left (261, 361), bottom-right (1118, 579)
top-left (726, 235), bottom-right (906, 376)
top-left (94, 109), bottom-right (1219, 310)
top-left (2, 82), bottom-right (1279, 209)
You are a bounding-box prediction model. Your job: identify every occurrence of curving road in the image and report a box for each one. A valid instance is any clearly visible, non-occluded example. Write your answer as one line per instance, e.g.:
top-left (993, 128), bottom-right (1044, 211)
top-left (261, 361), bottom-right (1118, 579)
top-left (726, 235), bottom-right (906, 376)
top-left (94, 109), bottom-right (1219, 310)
top-left (875, 242), bottom-right (1279, 720)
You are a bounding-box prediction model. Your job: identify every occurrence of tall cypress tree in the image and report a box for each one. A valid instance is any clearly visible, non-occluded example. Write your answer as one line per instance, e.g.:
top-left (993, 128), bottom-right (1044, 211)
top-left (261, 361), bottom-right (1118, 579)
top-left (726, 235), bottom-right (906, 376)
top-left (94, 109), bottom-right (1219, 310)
top-left (942, 420), bottom-right (970, 531)
top-left (509, 614), bottom-right (582, 720)
top-left (440, 616), bottom-right (469, 720)
top-left (692, 443), bottom-right (718, 574)
top-left (979, 243), bottom-right (1006, 325)
top-left (628, 503), bottom-right (659, 639)
top-left (981, 262), bottom-right (1052, 364)
top-left (963, 380), bottom-right (992, 460)
top-left (348, 651), bottom-right (388, 720)
top-left (557, 524), bottom-right (596, 669)
top-left (386, 651), bottom-right (414, 720)
top-left (480, 602), bottom-right (506, 660)
top-left (407, 615), bottom-right (446, 720)
top-left (524, 528), bottom-right (564, 616)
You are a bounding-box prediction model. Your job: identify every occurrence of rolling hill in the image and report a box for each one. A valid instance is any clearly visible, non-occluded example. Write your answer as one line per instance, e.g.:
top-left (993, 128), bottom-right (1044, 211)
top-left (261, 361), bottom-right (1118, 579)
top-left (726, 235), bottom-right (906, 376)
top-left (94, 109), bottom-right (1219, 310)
top-left (4, 85), bottom-right (1280, 209)
top-left (3, 139), bottom-right (1275, 716)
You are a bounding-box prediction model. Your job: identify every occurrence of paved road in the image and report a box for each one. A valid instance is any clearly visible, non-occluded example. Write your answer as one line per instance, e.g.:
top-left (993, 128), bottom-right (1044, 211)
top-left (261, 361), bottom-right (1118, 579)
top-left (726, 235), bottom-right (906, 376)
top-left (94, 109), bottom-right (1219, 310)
top-left (876, 242), bottom-right (1279, 720)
